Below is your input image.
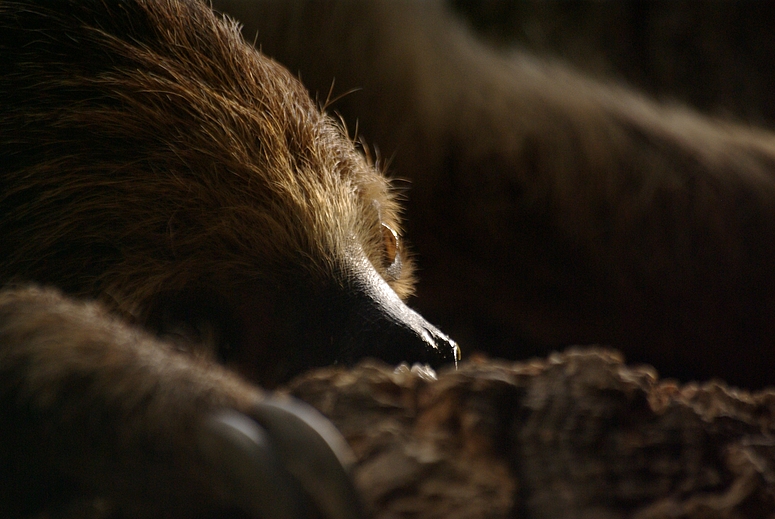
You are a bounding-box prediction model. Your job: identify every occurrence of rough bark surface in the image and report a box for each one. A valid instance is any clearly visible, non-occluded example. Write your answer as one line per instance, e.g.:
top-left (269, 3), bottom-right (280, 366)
top-left (285, 348), bottom-right (775, 519)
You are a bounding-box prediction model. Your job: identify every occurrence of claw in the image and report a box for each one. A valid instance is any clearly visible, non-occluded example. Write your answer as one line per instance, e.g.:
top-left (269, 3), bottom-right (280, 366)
top-left (199, 398), bottom-right (362, 519)
top-left (200, 410), bottom-right (308, 519)
top-left (251, 398), bottom-right (363, 519)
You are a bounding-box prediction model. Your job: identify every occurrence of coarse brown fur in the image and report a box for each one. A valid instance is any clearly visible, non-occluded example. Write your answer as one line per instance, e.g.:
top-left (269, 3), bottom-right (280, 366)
top-left (0, 0), bottom-right (405, 321)
top-left (217, 0), bottom-right (775, 389)
top-left (0, 0), bottom-right (459, 383)
top-left (0, 286), bottom-right (262, 518)
top-left (0, 0), bottom-right (458, 517)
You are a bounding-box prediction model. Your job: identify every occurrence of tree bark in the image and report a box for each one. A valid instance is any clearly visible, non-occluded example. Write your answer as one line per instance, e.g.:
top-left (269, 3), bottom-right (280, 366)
top-left (287, 348), bottom-right (775, 519)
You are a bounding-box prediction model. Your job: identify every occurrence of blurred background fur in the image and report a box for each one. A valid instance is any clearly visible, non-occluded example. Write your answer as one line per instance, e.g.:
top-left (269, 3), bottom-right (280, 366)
top-left (218, 0), bottom-right (775, 389)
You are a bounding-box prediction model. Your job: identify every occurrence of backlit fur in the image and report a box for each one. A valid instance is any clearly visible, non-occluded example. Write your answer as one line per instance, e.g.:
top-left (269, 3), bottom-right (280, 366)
top-left (0, 0), bottom-right (414, 329)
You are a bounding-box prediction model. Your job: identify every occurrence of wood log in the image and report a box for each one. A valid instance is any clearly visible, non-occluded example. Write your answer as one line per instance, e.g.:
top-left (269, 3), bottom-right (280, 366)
top-left (286, 348), bottom-right (775, 518)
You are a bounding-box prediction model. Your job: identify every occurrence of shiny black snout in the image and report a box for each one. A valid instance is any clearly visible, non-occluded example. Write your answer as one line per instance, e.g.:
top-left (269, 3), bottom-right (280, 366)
top-left (334, 265), bottom-right (461, 369)
top-left (276, 256), bottom-right (460, 379)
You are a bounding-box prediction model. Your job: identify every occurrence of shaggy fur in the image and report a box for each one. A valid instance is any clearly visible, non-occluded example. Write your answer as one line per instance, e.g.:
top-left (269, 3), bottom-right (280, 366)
top-left (0, 0), bottom-right (459, 383)
top-left (0, 0), bottom-right (407, 310)
top-left (0, 286), bottom-right (261, 517)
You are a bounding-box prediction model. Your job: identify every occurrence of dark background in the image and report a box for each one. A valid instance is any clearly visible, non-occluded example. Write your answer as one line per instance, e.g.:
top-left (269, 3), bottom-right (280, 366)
top-left (453, 1), bottom-right (775, 127)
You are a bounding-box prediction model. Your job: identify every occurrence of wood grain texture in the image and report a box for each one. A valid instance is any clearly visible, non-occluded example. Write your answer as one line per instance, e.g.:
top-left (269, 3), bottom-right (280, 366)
top-left (288, 349), bottom-right (775, 518)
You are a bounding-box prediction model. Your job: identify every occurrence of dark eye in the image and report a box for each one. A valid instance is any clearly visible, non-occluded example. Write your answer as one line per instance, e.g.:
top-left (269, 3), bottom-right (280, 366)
top-left (381, 223), bottom-right (402, 278)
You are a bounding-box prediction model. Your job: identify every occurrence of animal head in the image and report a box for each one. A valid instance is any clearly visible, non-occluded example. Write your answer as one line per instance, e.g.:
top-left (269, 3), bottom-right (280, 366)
top-left (0, 0), bottom-right (459, 385)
